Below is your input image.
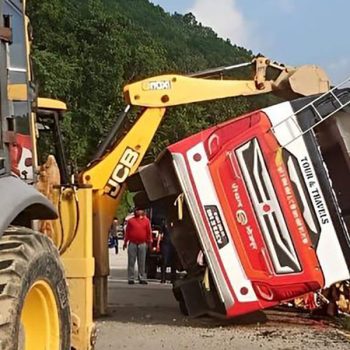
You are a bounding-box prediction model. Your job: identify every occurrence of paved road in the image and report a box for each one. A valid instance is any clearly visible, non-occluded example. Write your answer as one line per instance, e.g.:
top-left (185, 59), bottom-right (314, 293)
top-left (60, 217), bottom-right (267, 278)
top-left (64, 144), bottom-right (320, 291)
top-left (95, 246), bottom-right (350, 350)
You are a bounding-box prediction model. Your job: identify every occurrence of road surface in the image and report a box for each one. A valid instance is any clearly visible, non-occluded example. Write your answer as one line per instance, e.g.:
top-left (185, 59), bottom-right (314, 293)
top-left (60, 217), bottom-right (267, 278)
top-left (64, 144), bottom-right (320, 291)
top-left (95, 245), bottom-right (350, 350)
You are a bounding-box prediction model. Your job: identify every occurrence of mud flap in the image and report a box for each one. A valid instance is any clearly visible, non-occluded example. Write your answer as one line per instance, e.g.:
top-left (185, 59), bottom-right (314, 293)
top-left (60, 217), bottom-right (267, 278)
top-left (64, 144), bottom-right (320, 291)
top-left (0, 176), bottom-right (57, 238)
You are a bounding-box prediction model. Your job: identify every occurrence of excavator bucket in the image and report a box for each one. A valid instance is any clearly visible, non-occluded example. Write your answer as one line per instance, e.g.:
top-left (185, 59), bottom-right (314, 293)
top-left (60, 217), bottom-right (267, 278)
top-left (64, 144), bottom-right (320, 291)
top-left (272, 65), bottom-right (330, 99)
top-left (287, 65), bottom-right (330, 96)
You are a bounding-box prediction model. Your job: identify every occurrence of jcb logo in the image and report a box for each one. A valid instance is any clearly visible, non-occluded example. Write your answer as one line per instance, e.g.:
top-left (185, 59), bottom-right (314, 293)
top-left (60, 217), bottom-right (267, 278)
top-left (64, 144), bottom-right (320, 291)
top-left (105, 147), bottom-right (139, 198)
top-left (146, 80), bottom-right (171, 91)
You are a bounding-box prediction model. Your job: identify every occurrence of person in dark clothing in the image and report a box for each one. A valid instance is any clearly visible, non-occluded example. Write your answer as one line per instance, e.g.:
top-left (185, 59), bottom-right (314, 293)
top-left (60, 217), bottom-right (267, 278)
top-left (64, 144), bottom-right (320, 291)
top-left (123, 208), bottom-right (152, 284)
top-left (159, 219), bottom-right (176, 284)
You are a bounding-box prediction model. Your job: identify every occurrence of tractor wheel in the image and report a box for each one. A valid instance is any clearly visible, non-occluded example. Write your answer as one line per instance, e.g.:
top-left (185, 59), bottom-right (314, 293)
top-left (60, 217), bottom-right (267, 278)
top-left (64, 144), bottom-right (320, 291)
top-left (0, 226), bottom-right (71, 350)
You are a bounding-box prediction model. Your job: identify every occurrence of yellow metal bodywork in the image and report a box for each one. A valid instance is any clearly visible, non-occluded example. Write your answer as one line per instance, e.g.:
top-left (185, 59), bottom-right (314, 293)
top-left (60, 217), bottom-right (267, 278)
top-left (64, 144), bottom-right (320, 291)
top-left (124, 63), bottom-right (330, 108)
top-left (83, 107), bottom-right (165, 188)
top-left (35, 156), bottom-right (95, 349)
top-left (12, 1), bottom-right (90, 349)
top-left (81, 107), bottom-right (165, 314)
top-left (124, 75), bottom-right (271, 107)
top-left (34, 105), bottom-right (168, 346)
top-left (51, 186), bottom-right (95, 350)
top-left (38, 97), bottom-right (67, 111)
top-left (21, 280), bottom-right (60, 350)
top-left (23, 2), bottom-right (94, 348)
top-left (8, 83), bottom-right (27, 101)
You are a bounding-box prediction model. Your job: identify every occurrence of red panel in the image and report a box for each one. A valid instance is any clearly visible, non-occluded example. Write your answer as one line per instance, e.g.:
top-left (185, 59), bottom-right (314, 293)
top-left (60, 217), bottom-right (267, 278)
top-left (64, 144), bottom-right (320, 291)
top-left (208, 110), bottom-right (324, 288)
top-left (10, 133), bottom-right (33, 177)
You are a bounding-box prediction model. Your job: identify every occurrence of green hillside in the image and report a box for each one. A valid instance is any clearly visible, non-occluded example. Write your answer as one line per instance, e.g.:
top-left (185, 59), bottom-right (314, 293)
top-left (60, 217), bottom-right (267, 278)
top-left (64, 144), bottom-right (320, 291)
top-left (27, 0), bottom-right (267, 166)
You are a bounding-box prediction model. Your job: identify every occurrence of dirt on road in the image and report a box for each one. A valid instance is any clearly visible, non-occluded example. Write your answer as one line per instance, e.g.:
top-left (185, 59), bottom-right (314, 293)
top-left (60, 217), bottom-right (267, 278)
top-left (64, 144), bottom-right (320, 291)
top-left (95, 248), bottom-right (350, 350)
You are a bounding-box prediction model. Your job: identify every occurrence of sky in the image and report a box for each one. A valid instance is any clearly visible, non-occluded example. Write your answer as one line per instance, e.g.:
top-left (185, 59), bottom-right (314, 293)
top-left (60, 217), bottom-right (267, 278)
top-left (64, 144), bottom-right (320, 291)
top-left (150, 0), bottom-right (350, 84)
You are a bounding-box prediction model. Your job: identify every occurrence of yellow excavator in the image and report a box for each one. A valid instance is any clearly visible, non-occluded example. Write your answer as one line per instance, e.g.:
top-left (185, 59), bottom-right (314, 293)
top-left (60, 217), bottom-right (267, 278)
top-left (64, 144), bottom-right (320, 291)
top-left (86, 57), bottom-right (330, 314)
top-left (0, 1), bottom-right (333, 349)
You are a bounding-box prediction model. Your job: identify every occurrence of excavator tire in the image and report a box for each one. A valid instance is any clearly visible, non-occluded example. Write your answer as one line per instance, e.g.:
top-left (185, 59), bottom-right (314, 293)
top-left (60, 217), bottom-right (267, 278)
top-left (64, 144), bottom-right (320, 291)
top-left (0, 226), bottom-right (70, 350)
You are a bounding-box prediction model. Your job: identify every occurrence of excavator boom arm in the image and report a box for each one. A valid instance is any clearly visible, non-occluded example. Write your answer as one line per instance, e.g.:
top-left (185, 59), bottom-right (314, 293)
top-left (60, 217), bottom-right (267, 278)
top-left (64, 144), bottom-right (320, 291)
top-left (124, 56), bottom-right (330, 108)
top-left (82, 108), bottom-right (165, 191)
top-left (124, 76), bottom-right (272, 108)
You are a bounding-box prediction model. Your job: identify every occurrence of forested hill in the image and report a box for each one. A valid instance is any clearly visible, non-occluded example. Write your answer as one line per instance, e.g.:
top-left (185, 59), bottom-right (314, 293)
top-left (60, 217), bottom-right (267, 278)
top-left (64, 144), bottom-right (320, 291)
top-left (28, 0), bottom-right (265, 166)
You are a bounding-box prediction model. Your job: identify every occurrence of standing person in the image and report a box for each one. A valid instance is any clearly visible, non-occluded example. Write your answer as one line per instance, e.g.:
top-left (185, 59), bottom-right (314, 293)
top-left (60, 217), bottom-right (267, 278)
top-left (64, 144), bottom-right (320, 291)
top-left (160, 219), bottom-right (176, 284)
top-left (109, 217), bottom-right (119, 254)
top-left (123, 208), bottom-right (152, 285)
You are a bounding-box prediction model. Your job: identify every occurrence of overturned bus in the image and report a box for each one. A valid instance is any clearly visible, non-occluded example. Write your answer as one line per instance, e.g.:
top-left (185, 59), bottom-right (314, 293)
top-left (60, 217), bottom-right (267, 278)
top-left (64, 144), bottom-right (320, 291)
top-left (127, 83), bottom-right (350, 318)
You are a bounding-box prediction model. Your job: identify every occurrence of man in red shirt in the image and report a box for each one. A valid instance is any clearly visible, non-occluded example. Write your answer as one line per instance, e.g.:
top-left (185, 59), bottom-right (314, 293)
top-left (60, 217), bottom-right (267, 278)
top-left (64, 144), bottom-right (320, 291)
top-left (123, 208), bottom-right (152, 284)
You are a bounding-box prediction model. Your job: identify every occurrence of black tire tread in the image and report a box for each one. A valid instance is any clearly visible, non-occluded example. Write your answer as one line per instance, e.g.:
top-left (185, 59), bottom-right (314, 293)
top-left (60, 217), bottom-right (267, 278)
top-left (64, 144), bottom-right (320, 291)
top-left (0, 226), bottom-right (69, 350)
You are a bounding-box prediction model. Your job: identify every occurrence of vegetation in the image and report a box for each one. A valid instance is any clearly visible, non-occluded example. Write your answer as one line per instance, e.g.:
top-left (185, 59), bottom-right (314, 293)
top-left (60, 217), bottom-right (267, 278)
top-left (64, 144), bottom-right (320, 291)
top-left (28, 0), bottom-right (274, 170)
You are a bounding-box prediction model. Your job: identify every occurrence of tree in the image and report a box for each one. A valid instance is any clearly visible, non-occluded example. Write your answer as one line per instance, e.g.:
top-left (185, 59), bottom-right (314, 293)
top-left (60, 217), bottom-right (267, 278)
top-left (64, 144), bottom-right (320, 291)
top-left (28, 0), bottom-right (264, 169)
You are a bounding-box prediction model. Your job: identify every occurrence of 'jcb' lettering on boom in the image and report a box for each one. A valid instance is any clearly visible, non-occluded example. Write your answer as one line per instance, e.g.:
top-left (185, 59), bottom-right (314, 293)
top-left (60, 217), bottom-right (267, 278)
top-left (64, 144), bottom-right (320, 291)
top-left (105, 147), bottom-right (139, 198)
